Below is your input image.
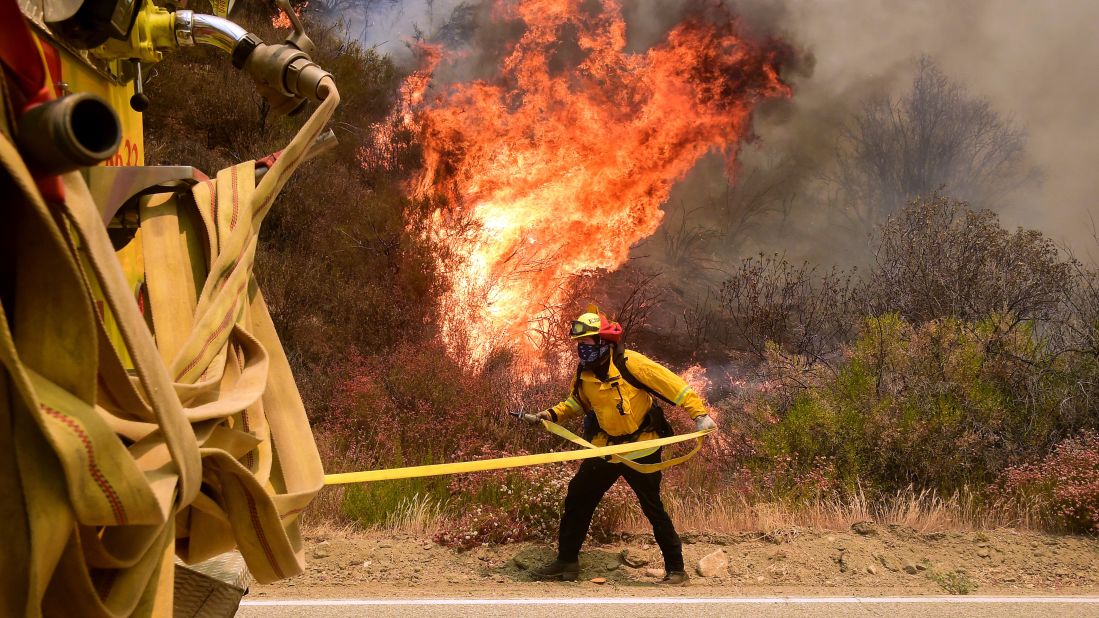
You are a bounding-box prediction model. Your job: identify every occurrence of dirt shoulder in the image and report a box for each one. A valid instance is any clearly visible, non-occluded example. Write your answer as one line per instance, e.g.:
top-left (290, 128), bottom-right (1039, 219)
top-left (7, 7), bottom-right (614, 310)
top-left (252, 525), bottom-right (1099, 599)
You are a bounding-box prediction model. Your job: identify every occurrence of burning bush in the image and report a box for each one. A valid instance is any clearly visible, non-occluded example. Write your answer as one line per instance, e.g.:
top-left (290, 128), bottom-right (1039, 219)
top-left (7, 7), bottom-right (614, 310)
top-left (999, 432), bottom-right (1099, 534)
top-left (401, 0), bottom-right (794, 361)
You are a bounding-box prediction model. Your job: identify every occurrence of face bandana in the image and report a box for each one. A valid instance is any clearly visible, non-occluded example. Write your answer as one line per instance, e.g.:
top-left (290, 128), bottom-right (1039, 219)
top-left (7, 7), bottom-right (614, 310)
top-left (577, 340), bottom-right (611, 368)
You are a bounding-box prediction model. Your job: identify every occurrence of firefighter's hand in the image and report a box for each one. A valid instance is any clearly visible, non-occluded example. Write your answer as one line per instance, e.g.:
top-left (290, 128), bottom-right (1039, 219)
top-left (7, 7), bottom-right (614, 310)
top-left (694, 415), bottom-right (717, 432)
top-left (522, 410), bottom-right (552, 425)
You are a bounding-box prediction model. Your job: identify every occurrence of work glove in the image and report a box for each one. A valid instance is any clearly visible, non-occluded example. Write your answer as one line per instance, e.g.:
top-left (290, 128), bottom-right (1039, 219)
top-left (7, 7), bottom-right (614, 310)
top-left (522, 410), bottom-right (553, 425)
top-left (694, 414), bottom-right (717, 432)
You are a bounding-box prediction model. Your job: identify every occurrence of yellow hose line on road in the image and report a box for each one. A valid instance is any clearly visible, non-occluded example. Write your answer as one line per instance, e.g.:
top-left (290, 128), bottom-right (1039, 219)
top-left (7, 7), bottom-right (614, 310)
top-left (323, 422), bottom-right (713, 485)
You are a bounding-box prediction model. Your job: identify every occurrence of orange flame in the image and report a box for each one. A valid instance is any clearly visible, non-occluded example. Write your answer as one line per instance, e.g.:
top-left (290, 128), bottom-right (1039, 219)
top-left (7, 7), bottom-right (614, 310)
top-left (405, 0), bottom-right (792, 361)
top-left (271, 1), bottom-right (308, 29)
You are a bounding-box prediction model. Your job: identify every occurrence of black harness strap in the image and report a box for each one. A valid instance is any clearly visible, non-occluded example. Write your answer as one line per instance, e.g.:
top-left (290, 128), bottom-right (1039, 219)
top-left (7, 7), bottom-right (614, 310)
top-left (571, 363), bottom-right (586, 410)
top-left (612, 349), bottom-right (677, 407)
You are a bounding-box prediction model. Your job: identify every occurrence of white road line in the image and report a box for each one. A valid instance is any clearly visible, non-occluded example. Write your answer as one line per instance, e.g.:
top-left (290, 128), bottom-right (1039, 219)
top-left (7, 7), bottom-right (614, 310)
top-left (241, 596), bottom-right (1099, 607)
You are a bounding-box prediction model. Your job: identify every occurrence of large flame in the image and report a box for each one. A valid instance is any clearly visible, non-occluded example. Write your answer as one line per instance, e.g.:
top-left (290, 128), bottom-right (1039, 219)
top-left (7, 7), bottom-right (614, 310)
top-left (404, 0), bottom-right (792, 361)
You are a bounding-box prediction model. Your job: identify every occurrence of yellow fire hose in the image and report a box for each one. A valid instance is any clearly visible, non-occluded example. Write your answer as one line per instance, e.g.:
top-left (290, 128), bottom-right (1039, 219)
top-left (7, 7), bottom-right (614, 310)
top-left (324, 421), bottom-right (714, 485)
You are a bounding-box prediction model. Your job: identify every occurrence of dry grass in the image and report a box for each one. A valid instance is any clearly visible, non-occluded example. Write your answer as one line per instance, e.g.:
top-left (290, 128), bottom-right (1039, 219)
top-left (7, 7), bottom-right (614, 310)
top-left (302, 486), bottom-right (351, 528)
top-left (381, 493), bottom-right (447, 536)
top-left (315, 484), bottom-right (1047, 538)
top-left (302, 488), bottom-right (447, 536)
top-left (299, 518), bottom-right (364, 541)
top-left (306, 479), bottom-right (1050, 540)
top-left (307, 482), bottom-right (1049, 538)
top-left (618, 485), bottom-right (1049, 535)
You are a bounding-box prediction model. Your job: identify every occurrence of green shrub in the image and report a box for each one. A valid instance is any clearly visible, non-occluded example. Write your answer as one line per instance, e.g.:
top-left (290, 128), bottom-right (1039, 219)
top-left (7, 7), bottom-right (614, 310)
top-left (928, 568), bottom-right (977, 595)
top-left (999, 431), bottom-right (1099, 534)
top-left (754, 312), bottom-right (1097, 496)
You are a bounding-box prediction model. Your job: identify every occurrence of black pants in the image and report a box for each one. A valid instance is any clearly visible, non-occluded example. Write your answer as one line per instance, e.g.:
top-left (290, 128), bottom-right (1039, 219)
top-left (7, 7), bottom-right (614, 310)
top-left (557, 448), bottom-right (684, 572)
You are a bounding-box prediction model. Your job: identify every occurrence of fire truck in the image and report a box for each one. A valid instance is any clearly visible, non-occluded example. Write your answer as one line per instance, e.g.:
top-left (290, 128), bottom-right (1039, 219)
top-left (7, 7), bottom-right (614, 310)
top-left (3, 0), bottom-right (335, 614)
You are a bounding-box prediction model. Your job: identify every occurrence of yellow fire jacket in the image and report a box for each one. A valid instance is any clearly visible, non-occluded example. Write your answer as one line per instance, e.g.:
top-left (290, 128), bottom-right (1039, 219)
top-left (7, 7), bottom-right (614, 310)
top-left (548, 350), bottom-right (708, 459)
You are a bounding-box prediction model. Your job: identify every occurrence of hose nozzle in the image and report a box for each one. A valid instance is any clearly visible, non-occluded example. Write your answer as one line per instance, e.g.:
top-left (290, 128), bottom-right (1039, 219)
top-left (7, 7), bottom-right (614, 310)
top-left (17, 93), bottom-right (122, 174)
top-left (174, 4), bottom-right (332, 114)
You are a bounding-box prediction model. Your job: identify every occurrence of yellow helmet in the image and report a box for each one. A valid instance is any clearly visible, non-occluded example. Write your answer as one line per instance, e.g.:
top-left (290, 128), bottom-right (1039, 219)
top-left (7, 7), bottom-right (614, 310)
top-left (569, 305), bottom-right (623, 342)
top-left (569, 312), bottom-right (603, 339)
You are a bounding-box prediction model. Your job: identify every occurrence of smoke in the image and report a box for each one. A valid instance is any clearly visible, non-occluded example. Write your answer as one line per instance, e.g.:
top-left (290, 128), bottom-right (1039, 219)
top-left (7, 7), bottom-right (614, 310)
top-left (761, 0), bottom-right (1099, 254)
top-left (352, 0), bottom-right (1099, 257)
top-left (781, 1), bottom-right (1086, 251)
top-left (618, 0), bottom-right (1099, 264)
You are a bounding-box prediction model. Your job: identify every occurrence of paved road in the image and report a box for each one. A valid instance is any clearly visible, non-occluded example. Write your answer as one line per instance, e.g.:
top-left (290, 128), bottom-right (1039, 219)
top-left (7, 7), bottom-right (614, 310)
top-left (237, 596), bottom-right (1099, 617)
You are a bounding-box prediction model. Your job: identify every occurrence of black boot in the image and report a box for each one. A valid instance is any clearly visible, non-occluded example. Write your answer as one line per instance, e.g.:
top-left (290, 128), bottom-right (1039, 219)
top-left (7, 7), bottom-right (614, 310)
top-left (532, 559), bottom-right (580, 581)
top-left (660, 570), bottom-right (689, 586)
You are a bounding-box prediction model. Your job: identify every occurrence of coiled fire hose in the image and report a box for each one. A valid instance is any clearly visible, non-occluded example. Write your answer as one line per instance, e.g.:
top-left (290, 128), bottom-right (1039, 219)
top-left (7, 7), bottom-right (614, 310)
top-left (0, 71), bottom-right (338, 617)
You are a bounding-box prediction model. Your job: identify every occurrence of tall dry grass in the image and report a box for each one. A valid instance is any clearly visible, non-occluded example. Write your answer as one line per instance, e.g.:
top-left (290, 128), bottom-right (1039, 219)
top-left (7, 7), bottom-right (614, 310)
top-left (618, 485), bottom-right (1050, 535)
top-left (303, 488), bottom-right (447, 537)
top-left (305, 480), bottom-right (1050, 542)
top-left (381, 493), bottom-right (448, 536)
top-left (302, 486), bottom-right (350, 528)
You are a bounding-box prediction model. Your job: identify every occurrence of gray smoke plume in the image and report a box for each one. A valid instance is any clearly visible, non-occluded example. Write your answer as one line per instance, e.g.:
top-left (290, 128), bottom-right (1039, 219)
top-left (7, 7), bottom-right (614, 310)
top-left (757, 0), bottom-right (1099, 256)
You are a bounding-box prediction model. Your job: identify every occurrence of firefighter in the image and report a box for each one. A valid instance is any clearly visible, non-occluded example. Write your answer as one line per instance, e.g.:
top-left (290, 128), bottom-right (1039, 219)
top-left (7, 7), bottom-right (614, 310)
top-left (527, 309), bottom-right (717, 585)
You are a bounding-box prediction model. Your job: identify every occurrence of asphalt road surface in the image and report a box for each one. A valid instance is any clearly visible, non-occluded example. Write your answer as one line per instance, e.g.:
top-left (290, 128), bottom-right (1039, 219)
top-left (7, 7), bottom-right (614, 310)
top-left (237, 596), bottom-right (1099, 617)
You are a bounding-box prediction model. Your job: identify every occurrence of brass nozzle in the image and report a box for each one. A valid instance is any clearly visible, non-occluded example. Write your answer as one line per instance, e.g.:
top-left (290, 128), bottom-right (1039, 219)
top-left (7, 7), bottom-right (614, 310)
top-left (241, 42), bottom-right (333, 115)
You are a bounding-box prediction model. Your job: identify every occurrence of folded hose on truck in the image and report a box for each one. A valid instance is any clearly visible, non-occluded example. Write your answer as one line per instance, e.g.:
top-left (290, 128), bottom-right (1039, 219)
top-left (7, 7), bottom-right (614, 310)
top-left (0, 64), bottom-right (339, 617)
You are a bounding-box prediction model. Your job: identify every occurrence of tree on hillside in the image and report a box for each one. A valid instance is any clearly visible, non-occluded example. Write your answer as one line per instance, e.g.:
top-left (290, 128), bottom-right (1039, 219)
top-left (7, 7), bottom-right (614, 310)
top-left (712, 153), bottom-right (804, 253)
top-left (829, 57), bottom-right (1035, 234)
top-left (861, 195), bottom-right (1073, 326)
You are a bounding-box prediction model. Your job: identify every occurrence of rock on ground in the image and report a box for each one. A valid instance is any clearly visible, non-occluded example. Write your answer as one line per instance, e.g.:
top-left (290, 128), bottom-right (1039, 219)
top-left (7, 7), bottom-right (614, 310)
top-left (852, 522), bottom-right (876, 536)
top-left (696, 549), bottom-right (729, 578)
top-left (620, 548), bottom-right (650, 568)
